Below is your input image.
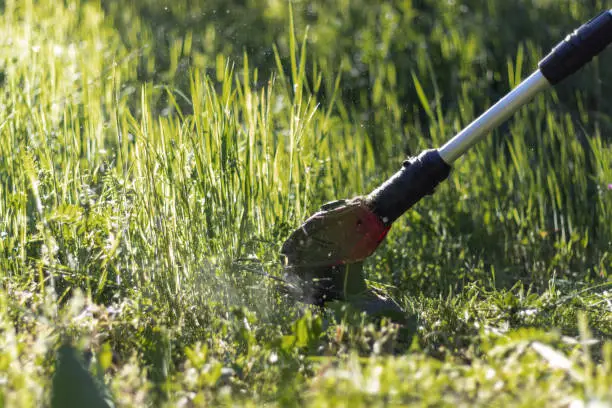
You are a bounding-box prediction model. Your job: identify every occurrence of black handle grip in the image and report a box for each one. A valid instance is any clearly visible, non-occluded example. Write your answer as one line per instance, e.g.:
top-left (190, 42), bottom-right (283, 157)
top-left (539, 10), bottom-right (612, 85)
top-left (365, 150), bottom-right (451, 226)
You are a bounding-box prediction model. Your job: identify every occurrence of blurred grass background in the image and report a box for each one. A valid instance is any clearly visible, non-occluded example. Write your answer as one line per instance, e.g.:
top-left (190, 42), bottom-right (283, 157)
top-left (0, 0), bottom-right (611, 406)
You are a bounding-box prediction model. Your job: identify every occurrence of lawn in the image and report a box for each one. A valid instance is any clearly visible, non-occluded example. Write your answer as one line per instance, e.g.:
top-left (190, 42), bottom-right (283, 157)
top-left (0, 0), bottom-right (611, 406)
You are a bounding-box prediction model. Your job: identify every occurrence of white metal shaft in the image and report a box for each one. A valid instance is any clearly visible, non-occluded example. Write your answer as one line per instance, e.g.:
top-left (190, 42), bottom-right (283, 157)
top-left (438, 70), bottom-right (551, 164)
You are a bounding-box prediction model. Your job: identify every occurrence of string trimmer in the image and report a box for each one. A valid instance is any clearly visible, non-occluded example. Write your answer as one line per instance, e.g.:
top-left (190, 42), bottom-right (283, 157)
top-left (280, 10), bottom-right (612, 320)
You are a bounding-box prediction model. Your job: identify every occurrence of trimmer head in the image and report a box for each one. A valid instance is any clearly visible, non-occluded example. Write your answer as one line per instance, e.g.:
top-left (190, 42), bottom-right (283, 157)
top-left (280, 198), bottom-right (388, 302)
top-left (280, 198), bottom-right (406, 320)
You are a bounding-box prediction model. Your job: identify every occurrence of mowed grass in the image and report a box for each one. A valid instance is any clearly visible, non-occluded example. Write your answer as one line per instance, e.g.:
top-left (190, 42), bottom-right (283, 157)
top-left (0, 0), bottom-right (611, 406)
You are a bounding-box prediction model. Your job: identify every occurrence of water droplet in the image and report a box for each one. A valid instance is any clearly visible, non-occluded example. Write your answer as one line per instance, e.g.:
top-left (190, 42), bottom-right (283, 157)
top-left (268, 352), bottom-right (278, 364)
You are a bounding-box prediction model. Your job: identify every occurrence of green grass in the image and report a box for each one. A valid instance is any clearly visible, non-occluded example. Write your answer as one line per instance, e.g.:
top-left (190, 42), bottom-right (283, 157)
top-left (1, 0), bottom-right (611, 406)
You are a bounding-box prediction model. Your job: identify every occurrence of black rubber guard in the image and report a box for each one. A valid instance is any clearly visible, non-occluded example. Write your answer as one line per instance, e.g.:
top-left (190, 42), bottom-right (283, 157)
top-left (539, 10), bottom-right (612, 85)
top-left (366, 149), bottom-right (451, 226)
